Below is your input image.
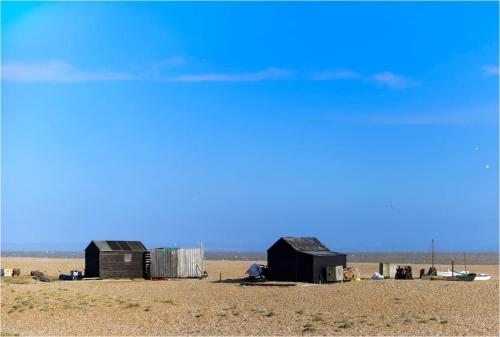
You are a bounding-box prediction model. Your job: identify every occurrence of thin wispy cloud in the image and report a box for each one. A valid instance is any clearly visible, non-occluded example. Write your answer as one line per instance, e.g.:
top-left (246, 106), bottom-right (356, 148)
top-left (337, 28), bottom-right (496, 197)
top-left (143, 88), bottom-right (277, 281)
top-left (482, 65), bottom-right (499, 75)
top-left (2, 60), bottom-right (418, 89)
top-left (2, 61), bottom-right (136, 83)
top-left (371, 71), bottom-right (419, 89)
top-left (166, 68), bottom-right (295, 82)
top-left (1, 61), bottom-right (294, 83)
top-left (307, 69), bottom-right (361, 80)
top-left (326, 106), bottom-right (497, 126)
top-left (308, 69), bottom-right (418, 89)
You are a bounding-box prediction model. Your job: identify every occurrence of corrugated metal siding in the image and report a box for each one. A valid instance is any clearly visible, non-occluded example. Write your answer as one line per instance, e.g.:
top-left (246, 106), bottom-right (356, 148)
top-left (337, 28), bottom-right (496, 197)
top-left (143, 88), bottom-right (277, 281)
top-left (150, 249), bottom-right (177, 278)
top-left (150, 248), bottom-right (203, 278)
top-left (177, 248), bottom-right (204, 278)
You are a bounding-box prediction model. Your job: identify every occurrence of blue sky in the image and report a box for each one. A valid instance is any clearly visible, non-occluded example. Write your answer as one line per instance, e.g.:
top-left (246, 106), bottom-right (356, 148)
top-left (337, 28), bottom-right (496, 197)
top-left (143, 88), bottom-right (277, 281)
top-left (1, 2), bottom-right (498, 252)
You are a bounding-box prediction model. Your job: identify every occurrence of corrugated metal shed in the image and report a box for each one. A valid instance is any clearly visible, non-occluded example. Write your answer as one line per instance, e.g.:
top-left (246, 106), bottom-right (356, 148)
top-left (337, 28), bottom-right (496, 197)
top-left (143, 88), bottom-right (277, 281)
top-left (150, 247), bottom-right (204, 279)
top-left (150, 248), bottom-right (178, 278)
top-left (177, 248), bottom-right (204, 277)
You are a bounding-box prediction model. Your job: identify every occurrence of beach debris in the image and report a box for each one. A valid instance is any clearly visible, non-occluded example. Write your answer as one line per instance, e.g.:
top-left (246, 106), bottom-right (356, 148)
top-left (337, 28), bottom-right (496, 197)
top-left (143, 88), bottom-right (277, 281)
top-left (2, 268), bottom-right (13, 277)
top-left (427, 266), bottom-right (437, 276)
top-left (12, 268), bottom-right (21, 277)
top-left (395, 266), bottom-right (413, 280)
top-left (325, 266), bottom-right (344, 282)
top-left (59, 274), bottom-right (76, 281)
top-left (31, 270), bottom-right (44, 277)
top-left (343, 267), bottom-right (360, 281)
top-left (244, 262), bottom-right (267, 282)
top-left (371, 272), bottom-right (384, 280)
top-left (379, 263), bottom-right (396, 278)
top-left (59, 270), bottom-right (83, 281)
top-left (246, 262), bottom-right (262, 278)
top-left (420, 271), bottom-right (432, 280)
top-left (31, 270), bottom-right (51, 282)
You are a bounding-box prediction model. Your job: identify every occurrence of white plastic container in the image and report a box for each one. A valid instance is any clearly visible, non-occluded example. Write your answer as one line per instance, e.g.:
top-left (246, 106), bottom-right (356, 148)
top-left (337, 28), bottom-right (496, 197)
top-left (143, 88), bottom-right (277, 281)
top-left (379, 263), bottom-right (397, 278)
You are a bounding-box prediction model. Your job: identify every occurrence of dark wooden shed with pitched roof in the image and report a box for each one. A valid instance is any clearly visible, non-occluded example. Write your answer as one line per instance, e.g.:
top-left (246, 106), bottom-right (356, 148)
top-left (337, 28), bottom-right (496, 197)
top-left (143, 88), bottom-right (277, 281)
top-left (267, 237), bottom-right (347, 283)
top-left (84, 240), bottom-right (148, 279)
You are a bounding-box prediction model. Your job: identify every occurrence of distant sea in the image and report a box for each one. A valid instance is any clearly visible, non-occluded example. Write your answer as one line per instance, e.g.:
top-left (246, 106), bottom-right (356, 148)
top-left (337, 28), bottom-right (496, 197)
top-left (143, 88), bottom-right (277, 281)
top-left (1, 251), bottom-right (498, 264)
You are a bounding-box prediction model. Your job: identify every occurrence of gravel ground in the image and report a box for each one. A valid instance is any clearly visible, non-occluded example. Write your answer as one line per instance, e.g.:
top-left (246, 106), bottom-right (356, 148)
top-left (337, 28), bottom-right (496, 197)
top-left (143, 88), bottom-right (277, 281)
top-left (1, 258), bottom-right (498, 336)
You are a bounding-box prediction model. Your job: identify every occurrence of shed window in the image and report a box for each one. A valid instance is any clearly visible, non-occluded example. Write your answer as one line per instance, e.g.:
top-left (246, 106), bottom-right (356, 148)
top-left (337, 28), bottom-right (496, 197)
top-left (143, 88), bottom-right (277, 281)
top-left (124, 253), bottom-right (132, 263)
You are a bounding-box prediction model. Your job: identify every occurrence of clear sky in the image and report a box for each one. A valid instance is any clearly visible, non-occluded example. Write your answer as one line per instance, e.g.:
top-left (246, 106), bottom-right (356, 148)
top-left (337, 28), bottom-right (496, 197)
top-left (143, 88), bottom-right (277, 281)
top-left (1, 2), bottom-right (498, 252)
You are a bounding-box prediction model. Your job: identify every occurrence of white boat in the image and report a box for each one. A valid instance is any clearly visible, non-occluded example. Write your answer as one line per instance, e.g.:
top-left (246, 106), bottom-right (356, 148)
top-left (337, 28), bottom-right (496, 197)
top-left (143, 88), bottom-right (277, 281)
top-left (437, 270), bottom-right (492, 281)
top-left (474, 273), bottom-right (492, 281)
top-left (437, 270), bottom-right (467, 277)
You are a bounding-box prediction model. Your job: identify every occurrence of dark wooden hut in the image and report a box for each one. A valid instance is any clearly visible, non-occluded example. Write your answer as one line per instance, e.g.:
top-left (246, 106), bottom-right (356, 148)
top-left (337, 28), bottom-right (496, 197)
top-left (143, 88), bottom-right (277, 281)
top-left (84, 240), bottom-right (147, 279)
top-left (267, 237), bottom-right (347, 283)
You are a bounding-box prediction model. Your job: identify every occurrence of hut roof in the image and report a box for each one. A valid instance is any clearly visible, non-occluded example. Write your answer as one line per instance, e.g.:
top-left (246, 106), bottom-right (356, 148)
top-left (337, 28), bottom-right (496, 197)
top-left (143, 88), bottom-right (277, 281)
top-left (301, 250), bottom-right (346, 256)
top-left (87, 240), bottom-right (147, 252)
top-left (268, 237), bottom-right (346, 256)
top-left (281, 237), bottom-right (329, 252)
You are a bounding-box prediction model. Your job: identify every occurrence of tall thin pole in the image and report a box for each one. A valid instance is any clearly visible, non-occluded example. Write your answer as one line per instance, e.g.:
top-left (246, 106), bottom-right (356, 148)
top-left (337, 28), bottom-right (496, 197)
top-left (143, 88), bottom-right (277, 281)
top-left (464, 252), bottom-right (467, 272)
top-left (431, 239), bottom-right (435, 267)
